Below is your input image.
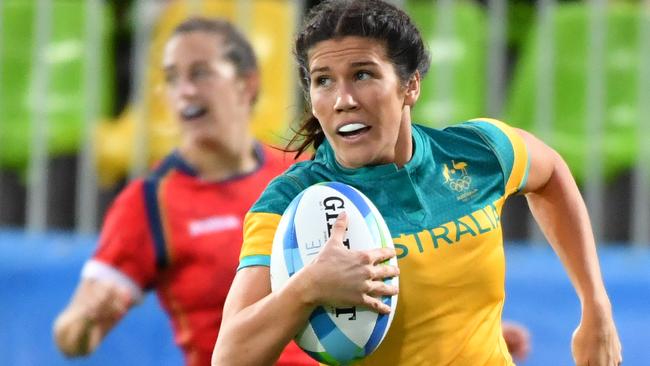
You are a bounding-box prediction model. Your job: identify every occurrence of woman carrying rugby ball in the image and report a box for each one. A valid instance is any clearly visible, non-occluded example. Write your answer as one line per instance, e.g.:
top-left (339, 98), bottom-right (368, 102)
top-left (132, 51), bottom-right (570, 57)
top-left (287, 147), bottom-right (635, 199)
top-left (213, 1), bottom-right (621, 365)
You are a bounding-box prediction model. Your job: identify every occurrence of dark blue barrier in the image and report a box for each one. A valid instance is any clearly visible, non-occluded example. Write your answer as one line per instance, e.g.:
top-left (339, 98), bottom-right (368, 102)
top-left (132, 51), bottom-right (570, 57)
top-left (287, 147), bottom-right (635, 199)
top-left (0, 231), bottom-right (647, 365)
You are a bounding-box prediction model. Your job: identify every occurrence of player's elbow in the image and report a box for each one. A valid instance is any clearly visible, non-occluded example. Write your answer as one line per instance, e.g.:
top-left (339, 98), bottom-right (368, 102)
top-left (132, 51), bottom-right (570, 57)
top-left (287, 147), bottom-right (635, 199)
top-left (212, 335), bottom-right (245, 366)
top-left (212, 348), bottom-right (229, 366)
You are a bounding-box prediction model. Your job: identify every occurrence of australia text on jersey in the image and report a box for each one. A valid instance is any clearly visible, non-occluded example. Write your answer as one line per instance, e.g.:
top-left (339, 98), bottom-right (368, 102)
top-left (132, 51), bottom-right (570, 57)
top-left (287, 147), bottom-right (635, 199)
top-left (393, 202), bottom-right (500, 259)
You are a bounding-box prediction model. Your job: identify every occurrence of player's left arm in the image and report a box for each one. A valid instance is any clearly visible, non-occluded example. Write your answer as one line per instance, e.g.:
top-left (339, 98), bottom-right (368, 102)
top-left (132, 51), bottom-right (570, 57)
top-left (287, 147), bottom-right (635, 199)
top-left (516, 128), bottom-right (622, 366)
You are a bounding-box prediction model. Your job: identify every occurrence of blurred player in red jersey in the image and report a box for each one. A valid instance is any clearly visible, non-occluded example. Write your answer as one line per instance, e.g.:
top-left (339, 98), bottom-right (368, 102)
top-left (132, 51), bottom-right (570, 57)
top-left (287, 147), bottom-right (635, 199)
top-left (53, 17), bottom-right (315, 366)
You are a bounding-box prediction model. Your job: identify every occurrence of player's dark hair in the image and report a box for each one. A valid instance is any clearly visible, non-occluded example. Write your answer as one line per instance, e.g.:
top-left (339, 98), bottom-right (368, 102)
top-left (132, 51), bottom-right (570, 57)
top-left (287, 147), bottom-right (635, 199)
top-left (286, 0), bottom-right (431, 158)
top-left (172, 17), bottom-right (258, 77)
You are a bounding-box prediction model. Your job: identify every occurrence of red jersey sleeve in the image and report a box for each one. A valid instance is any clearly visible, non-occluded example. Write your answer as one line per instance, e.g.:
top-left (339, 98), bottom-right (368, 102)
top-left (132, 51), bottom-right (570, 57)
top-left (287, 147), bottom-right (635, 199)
top-left (93, 179), bottom-right (158, 290)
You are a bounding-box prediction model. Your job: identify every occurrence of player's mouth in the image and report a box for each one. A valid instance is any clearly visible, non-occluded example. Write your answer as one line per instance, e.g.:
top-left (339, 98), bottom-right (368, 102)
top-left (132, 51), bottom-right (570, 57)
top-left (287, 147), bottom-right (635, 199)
top-left (337, 122), bottom-right (371, 139)
top-left (180, 104), bottom-right (208, 121)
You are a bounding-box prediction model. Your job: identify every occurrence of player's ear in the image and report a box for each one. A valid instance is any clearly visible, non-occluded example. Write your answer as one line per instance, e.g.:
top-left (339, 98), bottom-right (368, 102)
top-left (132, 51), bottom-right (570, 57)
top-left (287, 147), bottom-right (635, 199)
top-left (403, 71), bottom-right (420, 107)
top-left (241, 71), bottom-right (260, 106)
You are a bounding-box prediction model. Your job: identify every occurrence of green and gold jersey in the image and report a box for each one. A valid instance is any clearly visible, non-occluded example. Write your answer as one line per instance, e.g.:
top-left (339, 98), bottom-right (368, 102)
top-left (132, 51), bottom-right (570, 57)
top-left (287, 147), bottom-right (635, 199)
top-left (239, 119), bottom-right (529, 366)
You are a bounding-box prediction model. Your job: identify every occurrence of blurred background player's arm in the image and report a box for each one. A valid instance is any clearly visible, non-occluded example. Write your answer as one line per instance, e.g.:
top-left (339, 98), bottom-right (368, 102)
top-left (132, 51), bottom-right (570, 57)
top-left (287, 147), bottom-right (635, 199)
top-left (502, 320), bottom-right (531, 363)
top-left (53, 278), bottom-right (133, 357)
top-left (52, 179), bottom-right (146, 358)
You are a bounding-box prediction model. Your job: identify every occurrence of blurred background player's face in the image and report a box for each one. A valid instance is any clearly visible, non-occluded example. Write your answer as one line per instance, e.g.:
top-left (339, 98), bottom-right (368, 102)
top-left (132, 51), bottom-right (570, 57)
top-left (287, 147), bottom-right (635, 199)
top-left (163, 31), bottom-right (254, 150)
top-left (308, 36), bottom-right (414, 169)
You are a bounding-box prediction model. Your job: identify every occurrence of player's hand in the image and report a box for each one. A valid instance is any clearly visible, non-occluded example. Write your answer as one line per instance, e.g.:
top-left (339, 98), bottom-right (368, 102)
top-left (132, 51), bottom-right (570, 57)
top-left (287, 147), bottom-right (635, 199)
top-left (302, 212), bottom-right (399, 313)
top-left (571, 305), bottom-right (622, 366)
top-left (54, 279), bottom-right (133, 356)
top-left (502, 321), bottom-right (531, 362)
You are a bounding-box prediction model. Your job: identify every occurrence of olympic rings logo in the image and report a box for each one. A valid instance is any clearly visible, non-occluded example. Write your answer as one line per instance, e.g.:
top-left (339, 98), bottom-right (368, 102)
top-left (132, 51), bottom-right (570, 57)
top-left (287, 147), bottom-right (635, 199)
top-left (447, 175), bottom-right (471, 192)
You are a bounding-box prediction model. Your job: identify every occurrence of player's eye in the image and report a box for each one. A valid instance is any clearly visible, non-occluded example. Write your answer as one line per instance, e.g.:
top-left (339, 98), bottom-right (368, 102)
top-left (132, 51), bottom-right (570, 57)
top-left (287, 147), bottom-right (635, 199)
top-left (314, 75), bottom-right (332, 87)
top-left (164, 72), bottom-right (178, 85)
top-left (191, 67), bottom-right (211, 81)
top-left (355, 70), bottom-right (372, 81)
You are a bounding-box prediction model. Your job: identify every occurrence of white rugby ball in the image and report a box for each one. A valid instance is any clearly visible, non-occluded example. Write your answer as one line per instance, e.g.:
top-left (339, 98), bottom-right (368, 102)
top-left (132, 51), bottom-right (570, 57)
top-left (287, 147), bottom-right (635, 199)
top-left (270, 181), bottom-right (398, 365)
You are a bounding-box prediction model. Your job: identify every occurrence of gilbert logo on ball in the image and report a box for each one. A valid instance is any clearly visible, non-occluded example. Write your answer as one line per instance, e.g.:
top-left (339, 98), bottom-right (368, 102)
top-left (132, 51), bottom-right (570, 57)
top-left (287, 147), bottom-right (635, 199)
top-left (270, 182), bottom-right (398, 365)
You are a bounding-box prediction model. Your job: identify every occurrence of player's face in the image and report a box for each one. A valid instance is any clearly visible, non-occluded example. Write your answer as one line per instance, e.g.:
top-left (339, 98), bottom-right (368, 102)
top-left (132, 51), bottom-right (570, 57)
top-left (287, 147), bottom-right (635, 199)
top-left (308, 36), bottom-right (418, 169)
top-left (163, 31), bottom-right (255, 148)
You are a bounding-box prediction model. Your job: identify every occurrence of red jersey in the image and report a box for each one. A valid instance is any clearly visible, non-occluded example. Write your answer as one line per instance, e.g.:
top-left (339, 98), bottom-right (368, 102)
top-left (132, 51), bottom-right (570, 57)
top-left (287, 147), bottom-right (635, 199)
top-left (86, 144), bottom-right (315, 366)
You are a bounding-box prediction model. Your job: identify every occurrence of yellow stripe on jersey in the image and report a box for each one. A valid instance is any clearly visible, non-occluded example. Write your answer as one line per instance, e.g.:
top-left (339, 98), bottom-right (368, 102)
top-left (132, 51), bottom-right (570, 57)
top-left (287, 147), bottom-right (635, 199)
top-left (471, 118), bottom-right (530, 196)
top-left (239, 212), bottom-right (282, 261)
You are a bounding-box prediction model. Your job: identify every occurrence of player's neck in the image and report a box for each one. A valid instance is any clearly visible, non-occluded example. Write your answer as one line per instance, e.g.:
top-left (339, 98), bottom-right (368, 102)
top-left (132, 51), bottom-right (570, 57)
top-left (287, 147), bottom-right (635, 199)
top-left (179, 137), bottom-right (258, 181)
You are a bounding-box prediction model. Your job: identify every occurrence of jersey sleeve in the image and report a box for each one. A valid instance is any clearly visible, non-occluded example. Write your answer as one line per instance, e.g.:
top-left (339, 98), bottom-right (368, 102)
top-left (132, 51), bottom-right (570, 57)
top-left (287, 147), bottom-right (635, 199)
top-left (86, 180), bottom-right (158, 295)
top-left (238, 175), bottom-right (303, 270)
top-left (464, 118), bottom-right (530, 197)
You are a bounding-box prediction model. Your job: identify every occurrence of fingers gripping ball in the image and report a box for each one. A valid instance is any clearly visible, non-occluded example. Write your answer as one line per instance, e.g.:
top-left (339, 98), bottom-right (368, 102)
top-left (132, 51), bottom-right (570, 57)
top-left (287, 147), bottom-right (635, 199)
top-left (270, 182), bottom-right (398, 365)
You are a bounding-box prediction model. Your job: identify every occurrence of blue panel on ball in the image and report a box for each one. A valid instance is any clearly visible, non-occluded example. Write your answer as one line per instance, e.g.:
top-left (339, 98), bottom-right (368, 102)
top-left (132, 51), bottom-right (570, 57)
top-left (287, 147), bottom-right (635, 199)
top-left (309, 307), bottom-right (336, 337)
top-left (364, 215), bottom-right (380, 246)
top-left (283, 192), bottom-right (304, 276)
top-left (284, 247), bottom-right (302, 276)
top-left (309, 307), bottom-right (365, 363)
top-left (323, 182), bottom-right (371, 217)
top-left (282, 219), bottom-right (299, 276)
top-left (364, 311), bottom-right (389, 355)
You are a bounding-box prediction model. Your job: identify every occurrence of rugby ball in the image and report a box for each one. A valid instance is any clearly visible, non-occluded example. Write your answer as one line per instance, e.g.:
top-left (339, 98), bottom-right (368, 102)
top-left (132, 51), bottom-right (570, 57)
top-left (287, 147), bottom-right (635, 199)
top-left (270, 181), bottom-right (398, 365)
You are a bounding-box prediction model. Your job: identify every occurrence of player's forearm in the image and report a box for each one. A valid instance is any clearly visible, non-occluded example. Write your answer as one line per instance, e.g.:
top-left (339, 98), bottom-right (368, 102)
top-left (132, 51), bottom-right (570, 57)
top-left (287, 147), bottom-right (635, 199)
top-left (525, 153), bottom-right (610, 307)
top-left (213, 270), bottom-right (316, 366)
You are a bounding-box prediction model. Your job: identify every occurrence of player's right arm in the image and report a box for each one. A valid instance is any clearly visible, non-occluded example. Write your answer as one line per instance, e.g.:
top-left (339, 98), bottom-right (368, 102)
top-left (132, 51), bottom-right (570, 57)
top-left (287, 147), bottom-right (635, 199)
top-left (53, 180), bottom-right (154, 357)
top-left (212, 213), bottom-right (398, 366)
top-left (53, 278), bottom-right (133, 356)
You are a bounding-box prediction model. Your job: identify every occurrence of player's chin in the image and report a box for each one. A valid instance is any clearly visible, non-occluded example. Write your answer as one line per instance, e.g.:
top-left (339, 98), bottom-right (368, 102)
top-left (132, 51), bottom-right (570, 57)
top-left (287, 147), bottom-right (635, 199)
top-left (183, 129), bottom-right (219, 146)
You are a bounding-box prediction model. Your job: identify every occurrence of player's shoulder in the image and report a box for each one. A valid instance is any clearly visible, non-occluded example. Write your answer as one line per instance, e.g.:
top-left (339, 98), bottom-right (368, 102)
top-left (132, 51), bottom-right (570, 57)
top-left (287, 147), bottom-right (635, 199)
top-left (99, 178), bottom-right (150, 238)
top-left (250, 158), bottom-right (321, 214)
top-left (444, 118), bottom-right (516, 138)
top-left (260, 166), bottom-right (307, 199)
top-left (414, 119), bottom-right (523, 165)
top-left (113, 178), bottom-right (146, 205)
top-left (414, 118), bottom-right (519, 149)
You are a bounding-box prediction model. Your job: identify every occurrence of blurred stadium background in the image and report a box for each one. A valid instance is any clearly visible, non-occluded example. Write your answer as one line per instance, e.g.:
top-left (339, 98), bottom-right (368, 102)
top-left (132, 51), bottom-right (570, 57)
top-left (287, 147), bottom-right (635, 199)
top-left (0, 0), bottom-right (648, 365)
